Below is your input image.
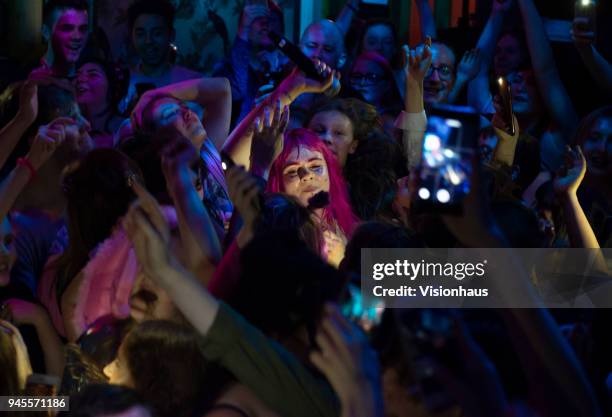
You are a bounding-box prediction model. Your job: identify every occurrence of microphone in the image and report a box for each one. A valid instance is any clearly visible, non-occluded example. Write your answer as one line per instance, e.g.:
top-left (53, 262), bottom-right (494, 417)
top-left (268, 31), bottom-right (340, 97)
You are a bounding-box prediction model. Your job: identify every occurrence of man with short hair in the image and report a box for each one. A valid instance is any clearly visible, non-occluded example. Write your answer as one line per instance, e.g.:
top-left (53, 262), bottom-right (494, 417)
top-left (120, 0), bottom-right (201, 112)
top-left (285, 19), bottom-right (346, 127)
top-left (299, 19), bottom-right (347, 71)
top-left (31, 0), bottom-right (89, 79)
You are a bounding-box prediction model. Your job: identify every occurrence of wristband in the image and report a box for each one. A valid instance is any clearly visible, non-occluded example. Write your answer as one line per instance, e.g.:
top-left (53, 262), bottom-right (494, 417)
top-left (16, 157), bottom-right (37, 181)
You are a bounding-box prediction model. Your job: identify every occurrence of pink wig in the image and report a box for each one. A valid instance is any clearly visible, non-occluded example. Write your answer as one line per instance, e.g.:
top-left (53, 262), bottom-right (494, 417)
top-left (267, 128), bottom-right (359, 237)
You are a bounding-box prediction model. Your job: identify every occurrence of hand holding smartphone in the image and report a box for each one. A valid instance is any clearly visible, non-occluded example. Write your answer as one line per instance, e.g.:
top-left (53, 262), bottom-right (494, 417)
top-left (414, 105), bottom-right (479, 214)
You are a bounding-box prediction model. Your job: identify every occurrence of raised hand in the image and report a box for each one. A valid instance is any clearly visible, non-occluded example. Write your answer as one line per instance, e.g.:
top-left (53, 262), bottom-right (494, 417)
top-left (250, 99), bottom-right (289, 178)
top-left (403, 37), bottom-right (433, 84)
top-left (310, 304), bottom-right (384, 417)
top-left (282, 59), bottom-right (338, 96)
top-left (27, 117), bottom-right (76, 169)
top-left (553, 145), bottom-right (586, 196)
top-left (456, 49), bottom-right (481, 83)
top-left (322, 229), bottom-right (347, 269)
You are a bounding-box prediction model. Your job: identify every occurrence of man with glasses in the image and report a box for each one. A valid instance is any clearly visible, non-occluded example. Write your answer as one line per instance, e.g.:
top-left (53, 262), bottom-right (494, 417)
top-left (423, 42), bottom-right (457, 105)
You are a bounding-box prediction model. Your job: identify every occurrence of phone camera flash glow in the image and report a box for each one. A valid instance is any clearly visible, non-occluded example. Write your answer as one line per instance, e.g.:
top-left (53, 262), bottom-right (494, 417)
top-left (418, 187), bottom-right (431, 200)
top-left (424, 133), bottom-right (441, 151)
top-left (436, 189), bottom-right (451, 203)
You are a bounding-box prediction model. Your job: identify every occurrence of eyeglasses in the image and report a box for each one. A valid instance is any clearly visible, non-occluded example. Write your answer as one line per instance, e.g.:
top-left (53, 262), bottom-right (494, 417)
top-left (426, 65), bottom-right (453, 80)
top-left (349, 72), bottom-right (388, 86)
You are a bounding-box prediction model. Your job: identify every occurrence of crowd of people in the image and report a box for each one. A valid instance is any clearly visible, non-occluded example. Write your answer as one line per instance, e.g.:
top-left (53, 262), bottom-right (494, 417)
top-left (1, 0), bottom-right (611, 416)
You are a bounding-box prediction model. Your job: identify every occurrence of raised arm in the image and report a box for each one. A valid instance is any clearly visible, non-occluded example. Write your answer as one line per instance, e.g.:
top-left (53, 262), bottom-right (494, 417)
top-left (447, 49), bottom-right (481, 104)
top-left (336, 0), bottom-right (360, 37)
top-left (125, 190), bottom-right (339, 417)
top-left (0, 117), bottom-right (72, 220)
top-left (553, 146), bottom-right (600, 249)
top-left (133, 77), bottom-right (232, 151)
top-left (441, 137), bottom-right (602, 417)
top-left (0, 81), bottom-right (38, 169)
top-left (395, 39), bottom-right (432, 170)
top-left (467, 0), bottom-right (511, 113)
top-left (222, 62), bottom-right (336, 168)
top-left (414, 0), bottom-right (438, 40)
top-left (572, 18), bottom-right (612, 94)
top-left (516, 0), bottom-right (578, 135)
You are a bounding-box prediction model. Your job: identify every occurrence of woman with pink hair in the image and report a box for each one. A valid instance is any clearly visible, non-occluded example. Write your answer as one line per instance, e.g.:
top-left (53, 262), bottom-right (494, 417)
top-left (266, 128), bottom-right (359, 266)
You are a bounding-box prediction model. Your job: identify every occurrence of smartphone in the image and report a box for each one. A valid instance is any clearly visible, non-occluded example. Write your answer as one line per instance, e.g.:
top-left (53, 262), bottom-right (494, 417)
top-left (497, 77), bottom-right (516, 136)
top-left (415, 104), bottom-right (479, 214)
top-left (574, 0), bottom-right (596, 33)
top-left (25, 374), bottom-right (61, 397)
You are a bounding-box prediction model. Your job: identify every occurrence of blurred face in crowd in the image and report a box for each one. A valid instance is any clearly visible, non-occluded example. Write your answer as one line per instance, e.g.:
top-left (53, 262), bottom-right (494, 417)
top-left (308, 110), bottom-right (357, 167)
top-left (582, 116), bottom-right (612, 178)
top-left (494, 34), bottom-right (522, 76)
top-left (506, 70), bottom-right (543, 118)
top-left (249, 15), bottom-right (272, 48)
top-left (363, 24), bottom-right (395, 63)
top-left (132, 14), bottom-right (172, 68)
top-left (149, 97), bottom-right (207, 149)
top-left (47, 8), bottom-right (89, 65)
top-left (281, 145), bottom-right (331, 207)
top-left (300, 21), bottom-right (346, 70)
top-left (75, 63), bottom-right (109, 108)
top-left (423, 43), bottom-right (456, 105)
top-left (103, 343), bottom-right (134, 386)
top-left (0, 218), bottom-right (16, 287)
top-left (350, 56), bottom-right (392, 108)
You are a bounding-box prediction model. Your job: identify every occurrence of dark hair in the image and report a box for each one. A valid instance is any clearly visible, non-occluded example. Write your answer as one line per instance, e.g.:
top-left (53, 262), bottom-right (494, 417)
top-left (231, 230), bottom-right (347, 346)
top-left (573, 106), bottom-right (612, 147)
top-left (120, 131), bottom-right (198, 205)
top-left (259, 193), bottom-right (323, 254)
top-left (346, 129), bottom-right (407, 220)
top-left (305, 97), bottom-right (382, 144)
top-left (58, 384), bottom-right (153, 417)
top-left (123, 320), bottom-right (232, 417)
top-left (53, 149), bottom-right (142, 301)
top-left (492, 199), bottom-right (547, 248)
top-left (341, 221), bottom-right (424, 275)
top-left (128, 0), bottom-right (175, 33)
top-left (43, 0), bottom-right (88, 29)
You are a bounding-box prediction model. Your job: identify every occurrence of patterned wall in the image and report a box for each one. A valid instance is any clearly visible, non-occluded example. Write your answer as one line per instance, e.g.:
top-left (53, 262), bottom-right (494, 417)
top-left (96, 0), bottom-right (296, 75)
